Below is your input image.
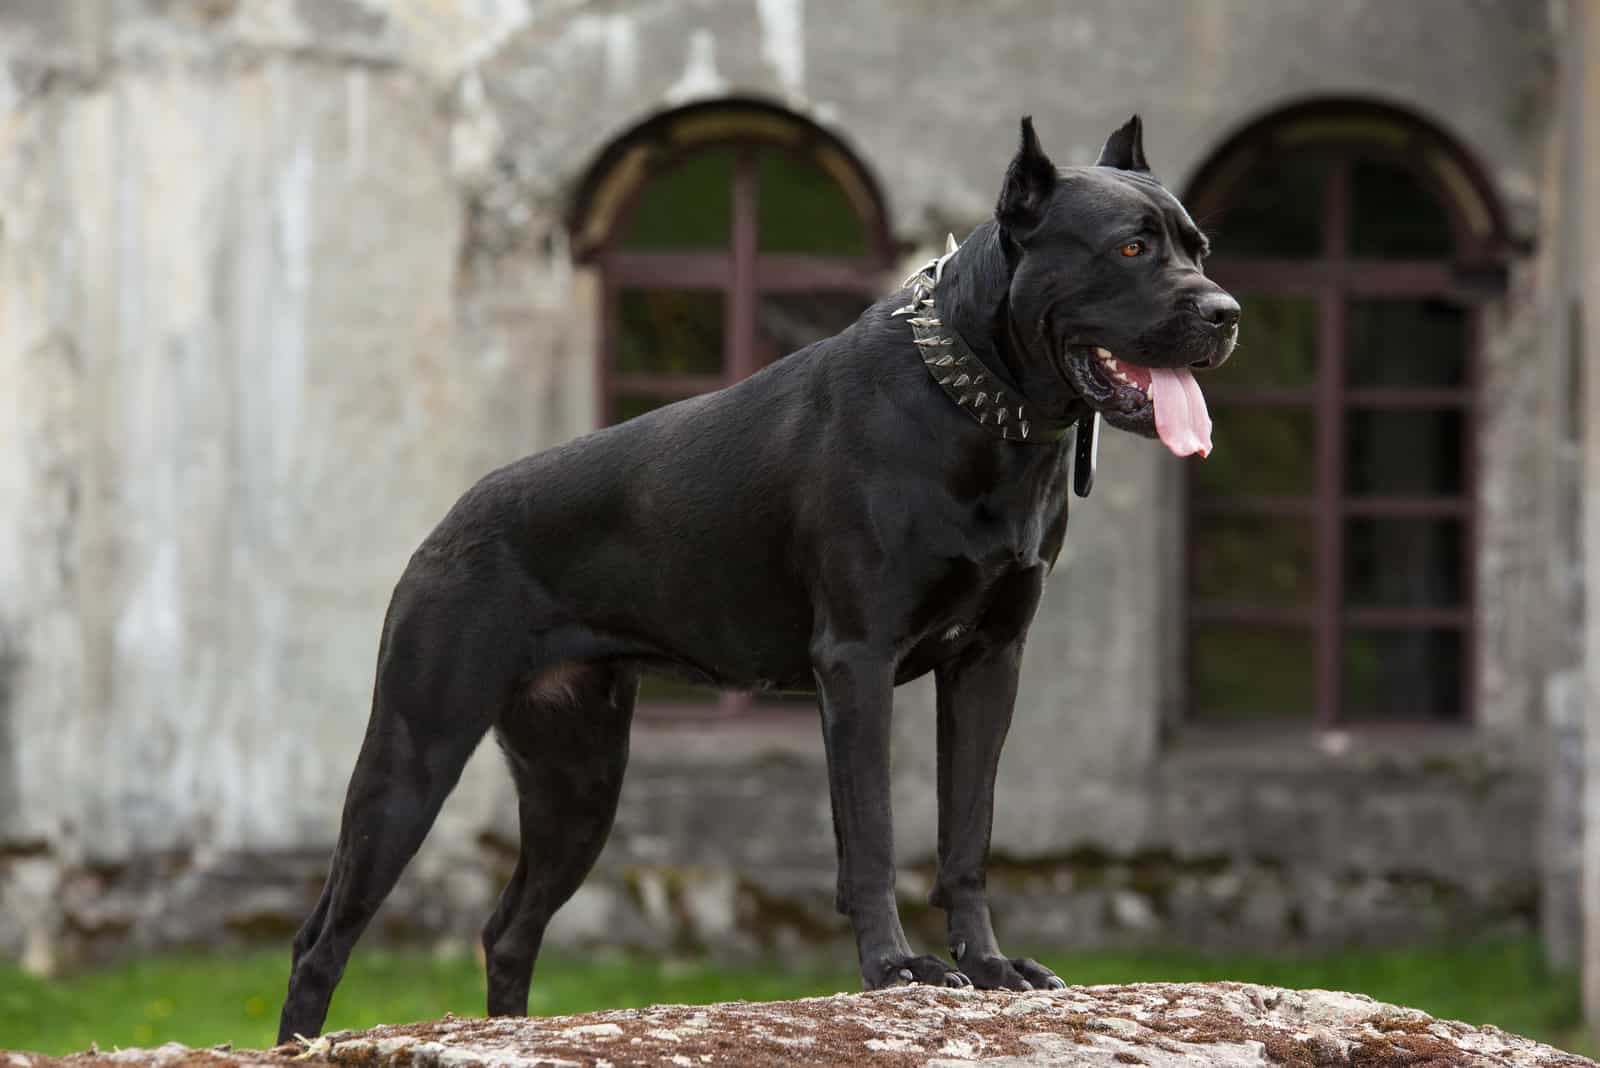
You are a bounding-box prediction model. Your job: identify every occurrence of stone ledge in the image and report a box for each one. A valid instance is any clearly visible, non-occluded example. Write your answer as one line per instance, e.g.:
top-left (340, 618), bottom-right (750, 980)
top-left (3, 983), bottom-right (1591, 1067)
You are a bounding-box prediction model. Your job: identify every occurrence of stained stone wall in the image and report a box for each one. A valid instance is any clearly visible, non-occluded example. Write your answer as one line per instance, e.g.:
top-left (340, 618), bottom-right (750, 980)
top-left (0, 0), bottom-right (1568, 971)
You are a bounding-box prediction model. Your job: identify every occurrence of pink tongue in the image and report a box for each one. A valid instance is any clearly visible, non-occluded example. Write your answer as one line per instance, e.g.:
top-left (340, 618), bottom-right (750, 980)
top-left (1149, 367), bottom-right (1213, 458)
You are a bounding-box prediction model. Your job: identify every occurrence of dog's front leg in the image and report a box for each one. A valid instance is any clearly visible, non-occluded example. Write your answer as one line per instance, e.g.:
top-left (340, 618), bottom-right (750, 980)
top-left (814, 640), bottom-right (971, 989)
top-left (930, 640), bottom-right (1065, 991)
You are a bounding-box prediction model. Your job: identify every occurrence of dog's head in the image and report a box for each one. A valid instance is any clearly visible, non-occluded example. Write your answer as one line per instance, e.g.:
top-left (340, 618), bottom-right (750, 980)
top-left (961, 116), bottom-right (1239, 457)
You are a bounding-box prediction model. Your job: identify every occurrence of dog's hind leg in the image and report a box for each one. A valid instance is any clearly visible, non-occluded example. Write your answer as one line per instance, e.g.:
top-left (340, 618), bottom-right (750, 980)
top-left (277, 571), bottom-right (522, 1043)
top-left (481, 661), bottom-right (635, 1017)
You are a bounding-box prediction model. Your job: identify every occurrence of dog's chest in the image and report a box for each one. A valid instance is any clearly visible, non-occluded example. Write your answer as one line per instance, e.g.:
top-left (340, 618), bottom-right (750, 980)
top-left (905, 504), bottom-right (1059, 650)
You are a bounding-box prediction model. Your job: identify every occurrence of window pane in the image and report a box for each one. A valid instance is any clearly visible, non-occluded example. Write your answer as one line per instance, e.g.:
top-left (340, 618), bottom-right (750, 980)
top-left (616, 289), bottom-right (725, 376)
top-left (1195, 407), bottom-right (1316, 497)
top-left (757, 291), bottom-right (873, 359)
top-left (1192, 516), bottom-right (1315, 605)
top-left (1349, 158), bottom-right (1453, 259)
top-left (1192, 625), bottom-right (1315, 721)
top-left (1347, 298), bottom-right (1466, 387)
top-left (1342, 629), bottom-right (1463, 722)
top-left (612, 393), bottom-right (688, 423)
top-left (621, 150), bottom-right (734, 251)
top-left (1209, 153), bottom-right (1327, 258)
top-left (1345, 409), bottom-right (1464, 495)
top-left (1209, 295), bottom-right (1318, 388)
top-left (757, 152), bottom-right (867, 255)
top-left (1345, 518), bottom-right (1463, 608)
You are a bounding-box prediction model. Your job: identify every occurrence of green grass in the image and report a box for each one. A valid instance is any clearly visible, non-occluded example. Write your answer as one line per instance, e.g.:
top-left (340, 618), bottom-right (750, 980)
top-left (0, 939), bottom-right (1585, 1056)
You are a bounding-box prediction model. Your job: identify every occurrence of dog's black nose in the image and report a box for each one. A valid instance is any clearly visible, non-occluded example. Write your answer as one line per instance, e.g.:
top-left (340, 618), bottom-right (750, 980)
top-left (1197, 292), bottom-right (1241, 331)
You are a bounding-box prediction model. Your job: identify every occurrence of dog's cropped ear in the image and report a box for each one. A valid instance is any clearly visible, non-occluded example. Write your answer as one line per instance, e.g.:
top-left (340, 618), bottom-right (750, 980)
top-left (996, 116), bottom-right (1058, 233)
top-left (1096, 114), bottom-right (1150, 172)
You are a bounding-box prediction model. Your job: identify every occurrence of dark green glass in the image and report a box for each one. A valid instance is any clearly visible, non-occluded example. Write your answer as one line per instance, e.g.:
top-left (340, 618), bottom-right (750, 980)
top-left (1192, 625), bottom-right (1315, 721)
top-left (621, 150), bottom-right (735, 251)
top-left (1342, 629), bottom-right (1463, 721)
top-left (1346, 298), bottom-right (1466, 387)
top-left (757, 152), bottom-right (867, 255)
top-left (1196, 406), bottom-right (1316, 498)
top-left (1349, 158), bottom-right (1454, 259)
top-left (1345, 519), bottom-right (1463, 608)
top-left (1209, 153), bottom-right (1327, 259)
top-left (1209, 295), bottom-right (1318, 389)
top-left (616, 289), bottom-right (725, 377)
top-left (1192, 515), bottom-right (1316, 605)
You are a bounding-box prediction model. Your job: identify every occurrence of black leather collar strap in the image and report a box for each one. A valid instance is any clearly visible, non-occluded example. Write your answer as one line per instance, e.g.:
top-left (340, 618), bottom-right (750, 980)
top-left (893, 237), bottom-right (1077, 445)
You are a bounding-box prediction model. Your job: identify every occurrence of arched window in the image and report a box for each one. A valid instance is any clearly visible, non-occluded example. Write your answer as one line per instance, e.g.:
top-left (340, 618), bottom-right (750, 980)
top-left (1183, 101), bottom-right (1507, 726)
top-left (570, 100), bottom-right (893, 715)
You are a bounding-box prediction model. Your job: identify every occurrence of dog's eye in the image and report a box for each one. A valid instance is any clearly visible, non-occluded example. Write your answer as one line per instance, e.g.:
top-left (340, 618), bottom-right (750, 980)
top-left (1120, 241), bottom-right (1146, 258)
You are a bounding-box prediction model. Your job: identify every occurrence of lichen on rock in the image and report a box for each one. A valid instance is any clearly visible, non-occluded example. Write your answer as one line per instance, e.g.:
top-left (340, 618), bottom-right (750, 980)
top-left (3, 982), bottom-right (1592, 1067)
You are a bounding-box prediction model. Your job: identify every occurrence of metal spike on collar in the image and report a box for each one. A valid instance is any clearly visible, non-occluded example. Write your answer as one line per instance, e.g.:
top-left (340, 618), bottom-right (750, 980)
top-left (901, 244), bottom-right (1075, 447)
top-left (933, 233), bottom-right (959, 284)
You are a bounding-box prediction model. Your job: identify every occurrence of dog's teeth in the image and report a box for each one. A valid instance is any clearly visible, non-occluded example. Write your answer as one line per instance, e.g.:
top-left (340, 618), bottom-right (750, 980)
top-left (996, 408), bottom-right (1007, 424)
top-left (908, 317), bottom-right (941, 327)
top-left (935, 354), bottom-right (956, 367)
top-left (1020, 420), bottom-right (1031, 439)
top-left (974, 391), bottom-right (987, 406)
top-left (1094, 346), bottom-right (1113, 361)
top-left (953, 373), bottom-right (971, 387)
top-left (1145, 384), bottom-right (1154, 400)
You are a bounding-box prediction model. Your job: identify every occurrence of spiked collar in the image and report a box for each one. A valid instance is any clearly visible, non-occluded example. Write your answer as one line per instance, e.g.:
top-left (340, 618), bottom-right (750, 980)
top-left (895, 235), bottom-right (1101, 496)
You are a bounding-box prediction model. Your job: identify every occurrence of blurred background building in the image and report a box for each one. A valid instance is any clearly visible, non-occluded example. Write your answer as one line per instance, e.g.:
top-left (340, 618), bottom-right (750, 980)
top-left (0, 0), bottom-right (1590, 986)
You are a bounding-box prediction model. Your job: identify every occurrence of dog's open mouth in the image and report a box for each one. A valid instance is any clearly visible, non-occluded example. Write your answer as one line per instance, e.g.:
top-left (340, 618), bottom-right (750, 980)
top-left (1066, 345), bottom-right (1213, 458)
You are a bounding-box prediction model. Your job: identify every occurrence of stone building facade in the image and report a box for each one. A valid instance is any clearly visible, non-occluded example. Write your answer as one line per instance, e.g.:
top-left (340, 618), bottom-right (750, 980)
top-left (0, 0), bottom-right (1583, 975)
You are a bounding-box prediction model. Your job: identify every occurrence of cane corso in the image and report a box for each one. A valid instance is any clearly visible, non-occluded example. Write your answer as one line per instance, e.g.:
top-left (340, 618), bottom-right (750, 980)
top-left (278, 115), bottom-right (1238, 1041)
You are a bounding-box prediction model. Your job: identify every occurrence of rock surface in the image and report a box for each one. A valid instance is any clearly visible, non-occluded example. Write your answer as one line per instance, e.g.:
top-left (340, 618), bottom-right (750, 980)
top-left (4, 983), bottom-right (1593, 1067)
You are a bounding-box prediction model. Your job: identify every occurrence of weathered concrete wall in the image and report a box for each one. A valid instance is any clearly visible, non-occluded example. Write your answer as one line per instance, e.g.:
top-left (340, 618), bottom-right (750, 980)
top-left (0, 0), bottom-right (1565, 969)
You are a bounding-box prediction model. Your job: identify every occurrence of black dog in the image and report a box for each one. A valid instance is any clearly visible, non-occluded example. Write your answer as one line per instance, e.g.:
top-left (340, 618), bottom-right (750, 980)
top-left (278, 115), bottom-right (1238, 1041)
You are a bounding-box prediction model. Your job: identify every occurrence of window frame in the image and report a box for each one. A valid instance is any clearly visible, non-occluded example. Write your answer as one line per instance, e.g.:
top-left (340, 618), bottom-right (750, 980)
top-left (573, 104), bottom-right (894, 719)
top-left (1183, 107), bottom-right (1508, 728)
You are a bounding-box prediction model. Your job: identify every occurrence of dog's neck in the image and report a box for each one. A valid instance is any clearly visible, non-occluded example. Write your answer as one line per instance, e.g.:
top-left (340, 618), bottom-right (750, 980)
top-left (895, 226), bottom-right (1084, 445)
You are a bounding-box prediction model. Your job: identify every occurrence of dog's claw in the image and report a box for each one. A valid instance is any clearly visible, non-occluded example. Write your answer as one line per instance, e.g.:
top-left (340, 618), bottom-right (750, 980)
top-left (1047, 976), bottom-right (1067, 990)
top-left (945, 972), bottom-right (971, 988)
top-left (898, 968), bottom-right (914, 982)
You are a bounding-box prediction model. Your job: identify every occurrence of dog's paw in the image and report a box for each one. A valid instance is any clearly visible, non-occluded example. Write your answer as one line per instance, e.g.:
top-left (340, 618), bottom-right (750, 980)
top-left (956, 954), bottom-right (1064, 992)
top-left (863, 954), bottom-right (971, 989)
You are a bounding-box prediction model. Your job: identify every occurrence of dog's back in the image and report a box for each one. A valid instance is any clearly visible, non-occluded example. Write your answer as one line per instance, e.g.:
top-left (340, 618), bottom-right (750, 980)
top-left (406, 297), bottom-right (918, 689)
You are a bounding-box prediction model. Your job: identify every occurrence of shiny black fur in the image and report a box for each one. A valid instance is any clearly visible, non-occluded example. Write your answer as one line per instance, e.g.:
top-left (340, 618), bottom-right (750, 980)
top-left (277, 116), bottom-right (1238, 1041)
